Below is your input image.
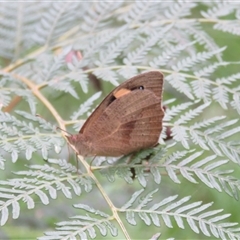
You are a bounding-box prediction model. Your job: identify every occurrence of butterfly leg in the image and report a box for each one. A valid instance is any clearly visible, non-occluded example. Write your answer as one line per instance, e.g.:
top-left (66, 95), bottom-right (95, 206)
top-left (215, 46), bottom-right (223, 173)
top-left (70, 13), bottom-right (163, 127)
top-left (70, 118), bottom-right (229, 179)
top-left (89, 155), bottom-right (97, 172)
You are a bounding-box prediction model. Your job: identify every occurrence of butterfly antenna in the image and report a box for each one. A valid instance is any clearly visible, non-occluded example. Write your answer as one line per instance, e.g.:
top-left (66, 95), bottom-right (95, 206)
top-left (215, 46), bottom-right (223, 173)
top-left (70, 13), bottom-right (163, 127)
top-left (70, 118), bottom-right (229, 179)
top-left (36, 114), bottom-right (71, 136)
top-left (36, 113), bottom-right (46, 120)
top-left (56, 126), bottom-right (72, 135)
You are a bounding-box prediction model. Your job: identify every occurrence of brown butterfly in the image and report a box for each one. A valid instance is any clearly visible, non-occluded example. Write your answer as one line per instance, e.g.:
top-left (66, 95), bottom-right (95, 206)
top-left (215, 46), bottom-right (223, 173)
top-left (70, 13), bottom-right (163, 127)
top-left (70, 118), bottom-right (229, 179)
top-left (67, 71), bottom-right (164, 158)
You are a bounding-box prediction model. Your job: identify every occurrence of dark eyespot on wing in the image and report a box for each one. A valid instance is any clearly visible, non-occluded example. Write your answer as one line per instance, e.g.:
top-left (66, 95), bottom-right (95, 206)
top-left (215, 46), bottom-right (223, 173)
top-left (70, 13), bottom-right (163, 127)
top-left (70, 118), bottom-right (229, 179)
top-left (131, 85), bottom-right (144, 90)
top-left (108, 95), bottom-right (117, 106)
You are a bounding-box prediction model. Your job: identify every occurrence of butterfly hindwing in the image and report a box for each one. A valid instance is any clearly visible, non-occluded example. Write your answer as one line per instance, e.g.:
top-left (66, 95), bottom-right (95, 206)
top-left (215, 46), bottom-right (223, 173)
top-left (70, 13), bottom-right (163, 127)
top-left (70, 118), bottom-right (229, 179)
top-left (84, 88), bottom-right (164, 156)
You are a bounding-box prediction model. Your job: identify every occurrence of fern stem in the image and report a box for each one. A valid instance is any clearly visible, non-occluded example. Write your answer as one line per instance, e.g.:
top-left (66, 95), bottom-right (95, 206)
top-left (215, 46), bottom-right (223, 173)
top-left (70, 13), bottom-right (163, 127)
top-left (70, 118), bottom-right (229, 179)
top-left (9, 73), bottom-right (66, 131)
top-left (78, 154), bottom-right (131, 240)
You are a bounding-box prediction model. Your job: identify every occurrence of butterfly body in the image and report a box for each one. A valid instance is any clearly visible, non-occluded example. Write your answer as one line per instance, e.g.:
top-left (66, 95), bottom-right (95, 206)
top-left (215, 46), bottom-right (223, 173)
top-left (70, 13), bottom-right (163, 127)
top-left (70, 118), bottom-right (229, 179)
top-left (67, 71), bottom-right (164, 157)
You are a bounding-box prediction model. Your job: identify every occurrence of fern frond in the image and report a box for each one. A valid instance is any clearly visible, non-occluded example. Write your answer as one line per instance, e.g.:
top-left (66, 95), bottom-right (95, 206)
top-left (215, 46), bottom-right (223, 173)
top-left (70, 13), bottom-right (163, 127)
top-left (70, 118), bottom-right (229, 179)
top-left (93, 68), bottom-right (119, 86)
top-left (164, 149), bottom-right (240, 199)
top-left (212, 85), bottom-right (228, 109)
top-left (165, 74), bottom-right (194, 100)
top-left (0, 159), bottom-right (91, 226)
top-left (79, 26), bottom-right (128, 60)
top-left (164, 100), bottom-right (193, 122)
top-left (100, 146), bottom-right (166, 187)
top-left (201, 2), bottom-right (235, 18)
top-left (186, 68), bottom-right (240, 109)
top-left (96, 32), bottom-right (136, 66)
top-left (170, 102), bottom-right (210, 149)
top-left (39, 203), bottom-right (117, 240)
top-left (0, 72), bottom-right (38, 112)
top-left (163, 1), bottom-right (197, 18)
top-left (33, 2), bottom-right (84, 46)
top-left (117, 66), bottom-right (138, 79)
top-left (121, 190), bottom-right (240, 239)
top-left (214, 21), bottom-right (240, 36)
top-left (81, 2), bottom-right (122, 33)
top-left (170, 110), bottom-right (240, 164)
top-left (71, 92), bottom-right (102, 121)
top-left (231, 92), bottom-right (240, 115)
top-left (16, 47), bottom-right (92, 98)
top-left (0, 2), bottom-right (46, 59)
top-left (0, 111), bottom-right (63, 162)
top-left (190, 79), bottom-right (211, 103)
top-left (0, 87), bottom-right (37, 114)
top-left (0, 154), bottom-right (5, 170)
top-left (185, 24), bottom-right (222, 60)
top-left (216, 72), bottom-right (240, 85)
top-left (175, 102), bottom-right (210, 125)
top-left (194, 61), bottom-right (229, 77)
top-left (123, 30), bottom-right (165, 65)
top-left (149, 41), bottom-right (196, 68)
top-left (173, 47), bottom-right (226, 72)
top-left (191, 119), bottom-right (240, 163)
top-left (117, 2), bottom-right (161, 23)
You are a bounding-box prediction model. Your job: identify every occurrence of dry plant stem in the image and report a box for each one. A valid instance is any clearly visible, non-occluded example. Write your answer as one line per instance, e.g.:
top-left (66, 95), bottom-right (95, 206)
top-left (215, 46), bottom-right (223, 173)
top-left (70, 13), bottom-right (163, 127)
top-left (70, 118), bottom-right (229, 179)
top-left (2, 46), bottom-right (48, 112)
top-left (3, 95), bottom-right (22, 112)
top-left (10, 73), bottom-right (66, 130)
top-left (78, 154), bottom-right (131, 240)
top-left (4, 46), bottom-right (47, 72)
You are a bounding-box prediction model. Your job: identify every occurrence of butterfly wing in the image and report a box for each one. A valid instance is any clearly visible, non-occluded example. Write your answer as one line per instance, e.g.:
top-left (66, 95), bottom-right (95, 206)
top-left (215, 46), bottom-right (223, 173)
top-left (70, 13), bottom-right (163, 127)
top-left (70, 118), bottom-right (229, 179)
top-left (80, 71), bottom-right (163, 134)
top-left (86, 88), bottom-right (164, 156)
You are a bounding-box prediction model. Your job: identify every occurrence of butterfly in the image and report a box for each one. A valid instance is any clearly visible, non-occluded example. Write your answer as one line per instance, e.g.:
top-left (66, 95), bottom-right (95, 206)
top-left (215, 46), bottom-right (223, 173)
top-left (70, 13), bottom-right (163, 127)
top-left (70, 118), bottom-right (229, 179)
top-left (67, 71), bottom-right (164, 158)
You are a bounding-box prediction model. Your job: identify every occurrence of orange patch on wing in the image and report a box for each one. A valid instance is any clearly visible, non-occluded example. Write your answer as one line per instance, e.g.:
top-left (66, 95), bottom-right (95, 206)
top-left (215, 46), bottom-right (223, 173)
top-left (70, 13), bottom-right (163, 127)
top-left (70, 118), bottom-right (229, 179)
top-left (113, 88), bottom-right (131, 99)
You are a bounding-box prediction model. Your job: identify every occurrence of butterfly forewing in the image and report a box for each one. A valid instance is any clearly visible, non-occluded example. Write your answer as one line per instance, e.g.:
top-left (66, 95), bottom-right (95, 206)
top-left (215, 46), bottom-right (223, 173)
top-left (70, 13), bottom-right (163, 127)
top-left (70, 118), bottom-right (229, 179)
top-left (80, 71), bottom-right (163, 134)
